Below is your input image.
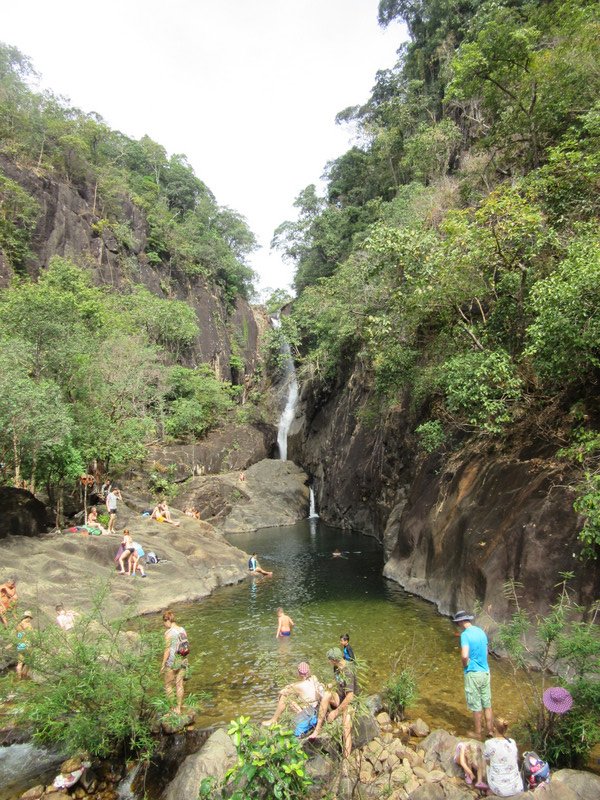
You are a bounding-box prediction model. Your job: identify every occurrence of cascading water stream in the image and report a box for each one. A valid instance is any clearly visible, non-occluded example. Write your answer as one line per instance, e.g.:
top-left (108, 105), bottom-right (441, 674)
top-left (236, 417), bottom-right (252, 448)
top-left (308, 486), bottom-right (319, 519)
top-left (271, 315), bottom-right (298, 461)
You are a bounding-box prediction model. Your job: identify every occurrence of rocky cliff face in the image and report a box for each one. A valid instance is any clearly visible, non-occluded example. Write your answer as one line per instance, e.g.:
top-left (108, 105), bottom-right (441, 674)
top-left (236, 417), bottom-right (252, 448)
top-left (290, 363), bottom-right (599, 619)
top-left (0, 153), bottom-right (261, 382)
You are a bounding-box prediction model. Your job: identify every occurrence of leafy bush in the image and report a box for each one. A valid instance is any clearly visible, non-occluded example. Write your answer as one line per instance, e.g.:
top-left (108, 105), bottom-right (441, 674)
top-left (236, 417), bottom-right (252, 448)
top-left (495, 576), bottom-right (600, 768)
top-left (199, 716), bottom-right (312, 800)
top-left (384, 669), bottom-right (418, 721)
top-left (164, 365), bottom-right (235, 441)
top-left (12, 589), bottom-right (166, 759)
top-left (415, 420), bottom-right (445, 453)
top-left (440, 349), bottom-right (522, 433)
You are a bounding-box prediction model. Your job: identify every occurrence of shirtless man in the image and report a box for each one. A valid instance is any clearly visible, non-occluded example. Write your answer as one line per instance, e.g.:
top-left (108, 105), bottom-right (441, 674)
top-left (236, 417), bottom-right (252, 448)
top-left (262, 661), bottom-right (323, 726)
top-left (0, 578), bottom-right (18, 627)
top-left (275, 607), bottom-right (294, 638)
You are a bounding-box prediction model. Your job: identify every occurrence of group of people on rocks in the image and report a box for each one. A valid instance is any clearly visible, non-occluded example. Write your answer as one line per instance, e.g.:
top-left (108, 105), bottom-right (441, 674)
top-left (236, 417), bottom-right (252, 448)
top-left (451, 610), bottom-right (558, 795)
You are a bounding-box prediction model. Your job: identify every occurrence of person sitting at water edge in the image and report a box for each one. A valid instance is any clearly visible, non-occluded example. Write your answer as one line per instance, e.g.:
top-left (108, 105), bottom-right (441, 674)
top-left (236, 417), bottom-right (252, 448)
top-left (55, 604), bottom-right (77, 631)
top-left (160, 610), bottom-right (189, 715)
top-left (483, 717), bottom-right (524, 796)
top-left (308, 647), bottom-right (358, 758)
top-left (454, 740), bottom-right (487, 789)
top-left (151, 500), bottom-right (180, 526)
top-left (275, 607), bottom-right (294, 638)
top-left (249, 552), bottom-right (272, 577)
top-left (452, 610), bottom-right (494, 740)
top-left (86, 506), bottom-right (107, 534)
top-left (332, 548), bottom-right (343, 558)
top-left (262, 661), bottom-right (324, 728)
top-left (340, 633), bottom-right (355, 662)
top-left (0, 577), bottom-right (18, 627)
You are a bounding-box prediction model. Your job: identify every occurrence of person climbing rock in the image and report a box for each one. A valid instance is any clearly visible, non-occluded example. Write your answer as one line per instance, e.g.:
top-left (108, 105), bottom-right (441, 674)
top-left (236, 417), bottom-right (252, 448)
top-left (308, 647), bottom-right (358, 758)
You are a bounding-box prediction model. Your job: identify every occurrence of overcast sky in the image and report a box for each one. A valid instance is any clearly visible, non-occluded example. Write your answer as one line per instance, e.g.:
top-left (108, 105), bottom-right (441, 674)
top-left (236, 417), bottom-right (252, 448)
top-left (2, 1), bottom-right (406, 295)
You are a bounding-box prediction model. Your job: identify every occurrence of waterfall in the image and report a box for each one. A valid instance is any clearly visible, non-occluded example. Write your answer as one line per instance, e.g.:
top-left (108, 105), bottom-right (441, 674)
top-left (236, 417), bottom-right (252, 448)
top-left (116, 762), bottom-right (142, 800)
top-left (308, 487), bottom-right (319, 519)
top-left (272, 315), bottom-right (298, 461)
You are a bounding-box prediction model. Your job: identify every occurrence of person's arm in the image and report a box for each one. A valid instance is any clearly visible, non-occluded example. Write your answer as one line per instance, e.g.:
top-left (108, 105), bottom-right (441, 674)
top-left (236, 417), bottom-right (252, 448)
top-left (160, 631), bottom-right (174, 671)
top-left (460, 631), bottom-right (470, 668)
top-left (275, 619), bottom-right (282, 638)
top-left (289, 616), bottom-right (295, 629)
top-left (458, 747), bottom-right (475, 781)
top-left (328, 691), bottom-right (354, 719)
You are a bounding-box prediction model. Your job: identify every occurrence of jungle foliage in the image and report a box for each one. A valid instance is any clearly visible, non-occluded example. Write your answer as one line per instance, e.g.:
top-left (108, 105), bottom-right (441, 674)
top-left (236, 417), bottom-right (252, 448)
top-left (272, 0), bottom-right (600, 555)
top-left (0, 43), bottom-right (259, 504)
top-left (0, 42), bottom-right (257, 298)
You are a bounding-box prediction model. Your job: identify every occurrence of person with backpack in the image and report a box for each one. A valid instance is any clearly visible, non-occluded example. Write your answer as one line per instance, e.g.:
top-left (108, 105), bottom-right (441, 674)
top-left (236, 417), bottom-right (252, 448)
top-left (160, 610), bottom-right (190, 714)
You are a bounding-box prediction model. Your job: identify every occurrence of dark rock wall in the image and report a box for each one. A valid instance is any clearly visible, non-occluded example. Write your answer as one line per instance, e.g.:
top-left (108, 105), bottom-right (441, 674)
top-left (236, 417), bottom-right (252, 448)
top-left (0, 488), bottom-right (48, 538)
top-left (0, 154), bottom-right (261, 381)
top-left (290, 363), bottom-right (599, 619)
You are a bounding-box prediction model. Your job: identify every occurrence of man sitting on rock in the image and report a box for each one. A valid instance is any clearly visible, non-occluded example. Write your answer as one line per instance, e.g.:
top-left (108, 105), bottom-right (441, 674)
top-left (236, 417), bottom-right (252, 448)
top-left (262, 661), bottom-right (323, 728)
top-left (308, 647), bottom-right (358, 758)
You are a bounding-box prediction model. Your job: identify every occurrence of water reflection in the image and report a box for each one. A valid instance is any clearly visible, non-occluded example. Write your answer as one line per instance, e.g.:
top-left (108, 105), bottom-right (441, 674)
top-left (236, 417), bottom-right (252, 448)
top-left (156, 520), bottom-right (524, 732)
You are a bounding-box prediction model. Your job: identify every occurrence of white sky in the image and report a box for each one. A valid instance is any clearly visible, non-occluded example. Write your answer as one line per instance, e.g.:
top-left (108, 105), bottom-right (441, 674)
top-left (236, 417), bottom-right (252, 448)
top-left (1, 1), bottom-right (406, 295)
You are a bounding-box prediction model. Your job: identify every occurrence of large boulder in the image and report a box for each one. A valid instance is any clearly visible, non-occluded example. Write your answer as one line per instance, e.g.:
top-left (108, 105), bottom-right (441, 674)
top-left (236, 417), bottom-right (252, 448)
top-left (551, 768), bottom-right (600, 800)
top-left (408, 782), bottom-right (473, 800)
top-left (164, 727), bottom-right (236, 800)
top-left (176, 459), bottom-right (309, 533)
top-left (420, 729), bottom-right (462, 777)
top-left (0, 488), bottom-right (47, 538)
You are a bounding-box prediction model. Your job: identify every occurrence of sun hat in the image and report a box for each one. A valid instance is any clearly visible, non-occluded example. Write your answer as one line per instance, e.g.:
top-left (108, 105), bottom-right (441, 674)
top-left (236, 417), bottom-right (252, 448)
top-left (543, 687), bottom-right (573, 714)
top-left (297, 662), bottom-right (310, 675)
top-left (326, 647), bottom-right (344, 661)
top-left (22, 610), bottom-right (33, 619)
top-left (452, 611), bottom-right (475, 623)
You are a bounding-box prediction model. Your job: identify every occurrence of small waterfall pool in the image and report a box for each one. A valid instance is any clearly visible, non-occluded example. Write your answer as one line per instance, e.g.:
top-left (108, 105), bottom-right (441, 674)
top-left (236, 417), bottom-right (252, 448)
top-left (153, 520), bottom-right (529, 732)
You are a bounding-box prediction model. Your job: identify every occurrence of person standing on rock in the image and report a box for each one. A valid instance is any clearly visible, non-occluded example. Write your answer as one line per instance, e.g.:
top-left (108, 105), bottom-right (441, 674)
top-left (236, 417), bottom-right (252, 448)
top-left (308, 647), bottom-right (358, 758)
top-left (340, 633), bottom-right (355, 662)
top-left (106, 486), bottom-right (122, 534)
top-left (160, 610), bottom-right (189, 715)
top-left (275, 607), bottom-right (294, 638)
top-left (452, 610), bottom-right (494, 739)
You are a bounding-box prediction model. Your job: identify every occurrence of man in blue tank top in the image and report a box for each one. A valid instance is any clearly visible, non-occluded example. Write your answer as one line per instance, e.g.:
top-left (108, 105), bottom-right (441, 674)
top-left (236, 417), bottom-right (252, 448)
top-left (452, 610), bottom-right (494, 740)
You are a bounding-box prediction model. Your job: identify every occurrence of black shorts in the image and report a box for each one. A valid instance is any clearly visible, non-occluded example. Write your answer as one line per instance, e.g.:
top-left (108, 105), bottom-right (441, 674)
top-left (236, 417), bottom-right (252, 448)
top-left (109, 509), bottom-right (117, 515)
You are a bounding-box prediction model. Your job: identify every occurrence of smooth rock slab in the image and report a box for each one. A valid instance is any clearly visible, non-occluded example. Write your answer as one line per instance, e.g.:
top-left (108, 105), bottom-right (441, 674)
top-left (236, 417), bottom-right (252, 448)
top-left (164, 728), bottom-right (236, 800)
top-left (552, 768), bottom-right (600, 800)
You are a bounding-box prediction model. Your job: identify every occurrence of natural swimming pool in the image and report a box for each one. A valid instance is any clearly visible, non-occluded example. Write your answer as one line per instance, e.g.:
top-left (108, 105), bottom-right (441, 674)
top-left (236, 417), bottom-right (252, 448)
top-left (160, 519), bottom-right (529, 732)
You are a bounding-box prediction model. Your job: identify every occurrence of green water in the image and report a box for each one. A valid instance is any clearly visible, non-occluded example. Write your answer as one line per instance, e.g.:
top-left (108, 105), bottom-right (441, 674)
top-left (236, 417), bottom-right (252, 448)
top-left (163, 519), bottom-right (526, 733)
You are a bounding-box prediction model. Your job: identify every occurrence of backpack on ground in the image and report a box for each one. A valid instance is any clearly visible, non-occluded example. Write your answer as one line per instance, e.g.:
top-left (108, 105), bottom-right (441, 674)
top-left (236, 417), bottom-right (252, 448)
top-left (146, 551), bottom-right (158, 564)
top-left (176, 627), bottom-right (190, 657)
top-left (522, 752), bottom-right (550, 788)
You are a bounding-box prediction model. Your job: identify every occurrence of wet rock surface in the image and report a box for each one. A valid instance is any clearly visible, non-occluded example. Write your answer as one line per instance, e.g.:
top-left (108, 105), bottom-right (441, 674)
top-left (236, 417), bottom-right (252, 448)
top-left (291, 364), bottom-right (599, 619)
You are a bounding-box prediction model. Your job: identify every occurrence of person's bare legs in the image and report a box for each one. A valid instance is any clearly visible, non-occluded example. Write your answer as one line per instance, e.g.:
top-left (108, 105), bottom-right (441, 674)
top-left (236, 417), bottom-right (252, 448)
top-left (118, 552), bottom-right (129, 573)
top-left (308, 692), bottom-right (338, 739)
top-left (472, 710), bottom-right (483, 739)
top-left (341, 708), bottom-right (352, 758)
top-left (174, 669), bottom-right (185, 713)
top-left (262, 690), bottom-right (290, 725)
top-left (484, 706), bottom-right (494, 736)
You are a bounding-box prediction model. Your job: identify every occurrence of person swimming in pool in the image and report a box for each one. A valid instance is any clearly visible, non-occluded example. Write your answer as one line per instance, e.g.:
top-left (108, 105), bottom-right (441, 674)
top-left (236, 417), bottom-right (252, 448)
top-left (275, 607), bottom-right (295, 638)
